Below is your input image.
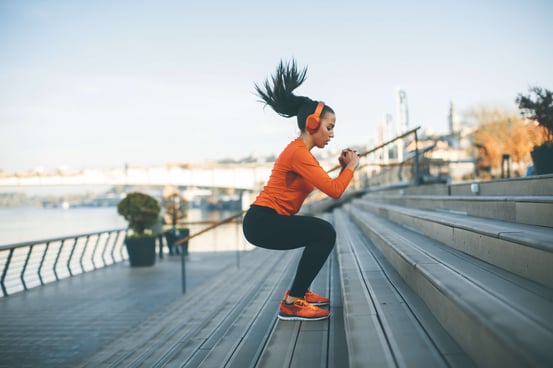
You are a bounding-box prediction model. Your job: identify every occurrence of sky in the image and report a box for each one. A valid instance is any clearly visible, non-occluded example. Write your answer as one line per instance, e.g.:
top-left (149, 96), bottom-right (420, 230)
top-left (1, 0), bottom-right (552, 172)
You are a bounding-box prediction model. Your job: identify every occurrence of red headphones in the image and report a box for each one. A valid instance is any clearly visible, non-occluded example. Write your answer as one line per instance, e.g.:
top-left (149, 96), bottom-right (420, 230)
top-left (305, 102), bottom-right (325, 133)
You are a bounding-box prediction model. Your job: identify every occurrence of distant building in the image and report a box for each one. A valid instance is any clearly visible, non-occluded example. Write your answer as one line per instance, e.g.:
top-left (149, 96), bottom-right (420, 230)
top-left (396, 89), bottom-right (409, 134)
top-left (396, 89), bottom-right (409, 161)
top-left (448, 101), bottom-right (460, 136)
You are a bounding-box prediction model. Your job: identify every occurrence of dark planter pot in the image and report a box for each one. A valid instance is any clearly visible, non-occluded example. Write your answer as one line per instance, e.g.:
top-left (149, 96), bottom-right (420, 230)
top-left (531, 144), bottom-right (553, 175)
top-left (125, 236), bottom-right (156, 267)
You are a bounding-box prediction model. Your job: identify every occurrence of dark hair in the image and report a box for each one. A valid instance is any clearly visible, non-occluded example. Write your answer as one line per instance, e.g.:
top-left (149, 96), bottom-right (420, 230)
top-left (255, 59), bottom-right (334, 131)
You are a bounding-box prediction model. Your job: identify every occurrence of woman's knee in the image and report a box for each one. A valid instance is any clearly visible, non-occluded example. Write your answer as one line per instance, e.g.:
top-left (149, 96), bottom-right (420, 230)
top-left (315, 219), bottom-right (336, 249)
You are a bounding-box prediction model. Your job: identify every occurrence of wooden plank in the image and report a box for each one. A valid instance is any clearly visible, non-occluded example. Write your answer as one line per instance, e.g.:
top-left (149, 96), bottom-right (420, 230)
top-left (333, 211), bottom-right (396, 368)
top-left (256, 322), bottom-right (301, 367)
top-left (192, 251), bottom-right (299, 368)
top-left (289, 257), bottom-right (330, 368)
top-left (328, 250), bottom-right (349, 368)
top-left (77, 248), bottom-right (281, 367)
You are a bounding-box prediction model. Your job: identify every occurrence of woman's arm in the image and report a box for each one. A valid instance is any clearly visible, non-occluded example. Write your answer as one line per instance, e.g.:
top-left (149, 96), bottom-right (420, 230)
top-left (292, 149), bottom-right (357, 199)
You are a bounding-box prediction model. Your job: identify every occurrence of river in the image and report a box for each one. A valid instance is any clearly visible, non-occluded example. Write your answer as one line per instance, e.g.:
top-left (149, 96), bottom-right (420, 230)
top-left (0, 206), bottom-right (250, 252)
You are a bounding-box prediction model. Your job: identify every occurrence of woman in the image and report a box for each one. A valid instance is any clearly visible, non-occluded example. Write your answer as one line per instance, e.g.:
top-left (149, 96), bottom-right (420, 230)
top-left (242, 60), bottom-right (359, 321)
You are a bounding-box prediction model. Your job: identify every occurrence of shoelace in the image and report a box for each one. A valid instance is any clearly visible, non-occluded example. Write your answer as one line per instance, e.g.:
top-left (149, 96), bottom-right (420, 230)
top-left (293, 299), bottom-right (318, 310)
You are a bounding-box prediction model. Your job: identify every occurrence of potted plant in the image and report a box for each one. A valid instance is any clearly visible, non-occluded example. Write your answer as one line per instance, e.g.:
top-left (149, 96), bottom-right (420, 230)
top-left (516, 86), bottom-right (553, 175)
top-left (117, 192), bottom-right (161, 266)
top-left (163, 192), bottom-right (189, 255)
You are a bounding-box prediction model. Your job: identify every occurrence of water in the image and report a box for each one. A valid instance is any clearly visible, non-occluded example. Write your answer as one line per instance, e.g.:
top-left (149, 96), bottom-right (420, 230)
top-left (0, 207), bottom-right (250, 251)
top-left (0, 207), bottom-right (126, 245)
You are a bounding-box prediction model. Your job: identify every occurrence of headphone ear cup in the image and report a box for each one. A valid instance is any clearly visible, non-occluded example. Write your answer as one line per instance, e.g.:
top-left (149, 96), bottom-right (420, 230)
top-left (305, 114), bottom-right (320, 132)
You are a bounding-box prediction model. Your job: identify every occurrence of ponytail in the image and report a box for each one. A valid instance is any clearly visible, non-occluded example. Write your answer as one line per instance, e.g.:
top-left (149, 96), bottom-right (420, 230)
top-left (255, 59), bottom-right (332, 131)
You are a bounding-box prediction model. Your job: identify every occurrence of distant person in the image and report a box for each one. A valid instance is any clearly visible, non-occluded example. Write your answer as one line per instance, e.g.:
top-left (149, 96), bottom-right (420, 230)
top-left (242, 60), bottom-right (359, 321)
top-left (150, 213), bottom-right (165, 258)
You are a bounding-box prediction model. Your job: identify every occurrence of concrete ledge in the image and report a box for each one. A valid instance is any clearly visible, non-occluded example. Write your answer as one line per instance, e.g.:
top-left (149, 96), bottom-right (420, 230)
top-left (364, 175), bottom-right (553, 197)
top-left (347, 205), bottom-right (553, 368)
top-left (450, 175), bottom-right (553, 196)
top-left (354, 200), bottom-right (553, 287)
top-left (362, 194), bottom-right (553, 227)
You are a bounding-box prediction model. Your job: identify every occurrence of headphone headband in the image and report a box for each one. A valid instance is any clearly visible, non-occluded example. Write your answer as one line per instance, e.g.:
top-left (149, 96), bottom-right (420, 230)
top-left (314, 101), bottom-right (324, 117)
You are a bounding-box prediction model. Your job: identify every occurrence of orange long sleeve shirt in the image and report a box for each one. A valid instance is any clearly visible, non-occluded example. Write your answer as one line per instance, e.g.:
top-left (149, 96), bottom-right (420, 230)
top-left (253, 138), bottom-right (354, 216)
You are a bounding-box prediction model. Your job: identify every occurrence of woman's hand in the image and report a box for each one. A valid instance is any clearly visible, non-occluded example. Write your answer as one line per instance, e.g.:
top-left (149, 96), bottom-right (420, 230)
top-left (339, 148), bottom-right (360, 171)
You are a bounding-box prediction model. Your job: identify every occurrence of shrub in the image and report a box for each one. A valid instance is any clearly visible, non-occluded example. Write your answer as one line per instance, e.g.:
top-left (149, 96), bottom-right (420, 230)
top-left (117, 192), bottom-right (161, 237)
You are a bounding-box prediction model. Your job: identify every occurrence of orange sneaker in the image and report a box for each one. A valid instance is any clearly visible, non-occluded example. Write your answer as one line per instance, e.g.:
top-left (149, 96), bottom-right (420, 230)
top-left (284, 290), bottom-right (330, 306)
top-left (278, 298), bottom-right (330, 321)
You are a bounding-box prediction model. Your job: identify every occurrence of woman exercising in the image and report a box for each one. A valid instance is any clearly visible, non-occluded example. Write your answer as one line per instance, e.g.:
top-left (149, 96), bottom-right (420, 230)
top-left (242, 60), bottom-right (359, 321)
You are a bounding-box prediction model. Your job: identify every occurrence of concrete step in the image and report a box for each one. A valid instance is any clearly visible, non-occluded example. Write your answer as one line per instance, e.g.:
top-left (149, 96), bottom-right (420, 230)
top-left (332, 209), bottom-right (475, 367)
top-left (353, 199), bottom-right (553, 288)
top-left (373, 175), bottom-right (553, 197)
top-left (448, 175), bottom-right (553, 196)
top-left (345, 204), bottom-right (553, 367)
top-left (362, 194), bottom-right (553, 227)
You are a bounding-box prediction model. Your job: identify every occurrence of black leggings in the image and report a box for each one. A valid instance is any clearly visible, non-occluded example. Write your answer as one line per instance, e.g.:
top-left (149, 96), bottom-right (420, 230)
top-left (242, 205), bottom-right (336, 298)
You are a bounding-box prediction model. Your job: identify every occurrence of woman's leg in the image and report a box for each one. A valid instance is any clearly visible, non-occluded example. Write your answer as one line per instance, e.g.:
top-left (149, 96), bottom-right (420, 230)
top-left (243, 206), bottom-right (336, 298)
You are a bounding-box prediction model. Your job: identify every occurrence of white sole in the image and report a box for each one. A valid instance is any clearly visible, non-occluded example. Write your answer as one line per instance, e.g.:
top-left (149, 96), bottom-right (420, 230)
top-left (277, 313), bottom-right (330, 321)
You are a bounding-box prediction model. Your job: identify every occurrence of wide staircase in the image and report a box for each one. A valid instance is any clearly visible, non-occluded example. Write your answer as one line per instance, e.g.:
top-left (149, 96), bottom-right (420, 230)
top-left (79, 175), bottom-right (553, 368)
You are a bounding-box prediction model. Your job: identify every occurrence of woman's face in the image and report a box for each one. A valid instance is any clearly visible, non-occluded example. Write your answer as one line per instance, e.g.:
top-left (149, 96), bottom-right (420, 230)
top-left (312, 112), bottom-right (336, 148)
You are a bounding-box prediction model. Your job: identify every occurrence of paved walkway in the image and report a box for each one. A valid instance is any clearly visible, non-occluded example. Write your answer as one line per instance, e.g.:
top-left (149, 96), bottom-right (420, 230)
top-left (0, 252), bottom-right (241, 368)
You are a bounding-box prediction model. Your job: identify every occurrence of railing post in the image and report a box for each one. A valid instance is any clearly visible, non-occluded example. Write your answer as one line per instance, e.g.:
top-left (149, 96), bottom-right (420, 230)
top-left (53, 240), bottom-right (65, 281)
top-left (91, 234), bottom-right (102, 270)
top-left (111, 230), bottom-right (121, 263)
top-left (38, 242), bottom-right (49, 286)
top-left (67, 238), bottom-right (78, 277)
top-left (120, 230), bottom-right (128, 261)
top-left (101, 231), bottom-right (112, 267)
top-left (80, 235), bottom-right (90, 273)
top-left (21, 246), bottom-right (33, 291)
top-left (181, 249), bottom-right (186, 294)
top-left (501, 154), bottom-right (511, 179)
top-left (1, 249), bottom-right (14, 297)
top-left (236, 222), bottom-right (240, 269)
top-left (414, 130), bottom-right (420, 185)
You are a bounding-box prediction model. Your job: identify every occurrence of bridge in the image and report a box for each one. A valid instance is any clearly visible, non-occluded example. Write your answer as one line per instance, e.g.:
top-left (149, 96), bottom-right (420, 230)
top-left (0, 162), bottom-right (276, 191)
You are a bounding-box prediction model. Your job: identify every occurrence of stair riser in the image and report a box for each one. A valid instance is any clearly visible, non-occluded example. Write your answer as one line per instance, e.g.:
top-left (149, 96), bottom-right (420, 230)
top-left (363, 197), bottom-right (553, 228)
top-left (357, 202), bottom-right (553, 288)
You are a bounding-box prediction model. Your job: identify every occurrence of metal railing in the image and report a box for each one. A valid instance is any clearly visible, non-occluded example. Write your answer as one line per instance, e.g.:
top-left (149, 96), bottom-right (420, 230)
top-left (355, 127), bottom-right (423, 188)
top-left (0, 228), bottom-right (127, 297)
top-left (174, 212), bottom-right (245, 294)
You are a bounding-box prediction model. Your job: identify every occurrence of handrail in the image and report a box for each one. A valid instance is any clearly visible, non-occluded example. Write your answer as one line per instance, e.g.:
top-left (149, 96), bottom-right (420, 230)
top-left (0, 228), bottom-right (128, 297)
top-left (327, 126), bottom-right (421, 173)
top-left (0, 228), bottom-right (127, 251)
top-left (174, 211), bottom-right (245, 246)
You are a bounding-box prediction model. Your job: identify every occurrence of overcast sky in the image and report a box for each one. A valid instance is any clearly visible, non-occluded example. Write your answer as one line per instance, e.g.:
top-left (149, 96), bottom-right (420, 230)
top-left (1, 0), bottom-right (552, 172)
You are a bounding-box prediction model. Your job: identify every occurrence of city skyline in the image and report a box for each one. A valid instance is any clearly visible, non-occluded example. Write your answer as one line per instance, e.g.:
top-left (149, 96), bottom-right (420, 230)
top-left (1, 0), bottom-right (552, 172)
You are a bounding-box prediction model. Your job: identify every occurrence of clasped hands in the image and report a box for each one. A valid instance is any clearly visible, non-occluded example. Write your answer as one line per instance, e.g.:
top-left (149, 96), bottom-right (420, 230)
top-left (339, 148), bottom-right (360, 171)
